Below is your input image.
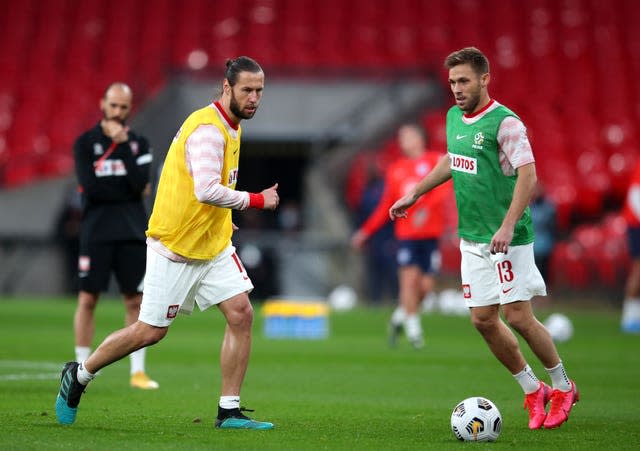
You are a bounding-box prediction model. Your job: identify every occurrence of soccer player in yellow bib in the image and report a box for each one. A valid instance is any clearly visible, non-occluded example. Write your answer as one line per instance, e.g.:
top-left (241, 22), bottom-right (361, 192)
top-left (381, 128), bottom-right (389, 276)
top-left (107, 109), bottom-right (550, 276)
top-left (56, 56), bottom-right (279, 430)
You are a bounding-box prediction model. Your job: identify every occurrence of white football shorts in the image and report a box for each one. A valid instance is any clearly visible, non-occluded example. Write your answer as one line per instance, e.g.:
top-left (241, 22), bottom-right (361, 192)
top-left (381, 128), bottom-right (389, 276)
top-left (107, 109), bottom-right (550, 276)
top-left (139, 243), bottom-right (254, 327)
top-left (459, 238), bottom-right (546, 308)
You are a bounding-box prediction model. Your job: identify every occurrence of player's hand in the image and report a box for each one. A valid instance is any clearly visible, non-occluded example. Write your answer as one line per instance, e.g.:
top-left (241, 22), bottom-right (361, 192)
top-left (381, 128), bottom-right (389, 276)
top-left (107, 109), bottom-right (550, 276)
top-left (102, 119), bottom-right (129, 143)
top-left (232, 222), bottom-right (239, 231)
top-left (261, 183), bottom-right (279, 210)
top-left (389, 194), bottom-right (416, 220)
top-left (350, 230), bottom-right (368, 250)
top-left (490, 225), bottom-right (514, 254)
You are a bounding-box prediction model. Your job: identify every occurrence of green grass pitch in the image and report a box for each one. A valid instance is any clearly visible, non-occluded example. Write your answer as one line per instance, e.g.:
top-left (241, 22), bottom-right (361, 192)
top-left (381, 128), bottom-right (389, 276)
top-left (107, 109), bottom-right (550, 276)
top-left (1, 297), bottom-right (639, 450)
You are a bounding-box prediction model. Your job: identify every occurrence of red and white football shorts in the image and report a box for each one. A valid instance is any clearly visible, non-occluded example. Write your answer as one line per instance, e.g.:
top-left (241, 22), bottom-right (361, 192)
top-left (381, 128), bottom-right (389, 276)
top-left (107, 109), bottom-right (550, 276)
top-left (460, 239), bottom-right (546, 308)
top-left (139, 243), bottom-right (254, 327)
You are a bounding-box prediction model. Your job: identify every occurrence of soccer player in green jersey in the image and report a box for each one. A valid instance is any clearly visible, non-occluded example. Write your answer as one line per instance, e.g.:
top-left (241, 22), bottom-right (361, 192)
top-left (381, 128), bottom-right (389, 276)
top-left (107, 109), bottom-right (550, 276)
top-left (389, 47), bottom-right (578, 430)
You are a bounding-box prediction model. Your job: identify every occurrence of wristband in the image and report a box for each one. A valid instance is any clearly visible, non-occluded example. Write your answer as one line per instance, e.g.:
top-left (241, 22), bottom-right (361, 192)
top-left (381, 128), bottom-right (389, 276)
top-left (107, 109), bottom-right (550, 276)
top-left (248, 193), bottom-right (265, 209)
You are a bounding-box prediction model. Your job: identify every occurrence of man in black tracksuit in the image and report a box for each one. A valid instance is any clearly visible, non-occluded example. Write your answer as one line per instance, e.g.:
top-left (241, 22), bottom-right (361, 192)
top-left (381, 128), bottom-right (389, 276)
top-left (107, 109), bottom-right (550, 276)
top-left (72, 82), bottom-right (158, 389)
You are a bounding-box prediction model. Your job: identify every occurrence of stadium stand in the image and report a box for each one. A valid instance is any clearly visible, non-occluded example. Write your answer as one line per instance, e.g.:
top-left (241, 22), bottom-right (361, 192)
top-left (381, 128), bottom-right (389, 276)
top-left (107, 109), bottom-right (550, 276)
top-left (0, 0), bottom-right (638, 292)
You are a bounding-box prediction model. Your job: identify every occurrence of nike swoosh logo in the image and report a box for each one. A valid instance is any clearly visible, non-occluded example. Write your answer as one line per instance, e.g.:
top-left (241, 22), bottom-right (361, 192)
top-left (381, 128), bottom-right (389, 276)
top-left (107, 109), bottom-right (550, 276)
top-left (502, 287), bottom-right (513, 294)
top-left (456, 134), bottom-right (467, 140)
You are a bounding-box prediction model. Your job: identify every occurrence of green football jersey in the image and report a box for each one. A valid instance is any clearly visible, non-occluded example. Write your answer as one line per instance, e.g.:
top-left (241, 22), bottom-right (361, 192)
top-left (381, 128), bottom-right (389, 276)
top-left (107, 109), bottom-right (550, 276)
top-left (446, 103), bottom-right (534, 245)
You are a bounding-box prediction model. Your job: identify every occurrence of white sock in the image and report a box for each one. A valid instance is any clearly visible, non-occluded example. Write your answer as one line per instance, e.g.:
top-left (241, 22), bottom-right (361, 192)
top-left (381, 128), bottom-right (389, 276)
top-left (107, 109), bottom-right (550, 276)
top-left (622, 298), bottom-right (640, 320)
top-left (219, 396), bottom-right (240, 410)
top-left (77, 361), bottom-right (95, 386)
top-left (545, 361), bottom-right (571, 391)
top-left (130, 348), bottom-right (146, 375)
top-left (513, 364), bottom-right (540, 394)
top-left (404, 313), bottom-right (423, 339)
top-left (75, 346), bottom-right (91, 363)
top-left (391, 306), bottom-right (406, 326)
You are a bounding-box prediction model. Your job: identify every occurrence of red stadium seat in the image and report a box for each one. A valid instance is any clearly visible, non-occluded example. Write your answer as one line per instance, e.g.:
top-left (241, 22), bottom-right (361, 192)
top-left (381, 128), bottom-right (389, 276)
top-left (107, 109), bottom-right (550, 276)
top-left (608, 147), bottom-right (638, 202)
top-left (422, 110), bottom-right (448, 153)
top-left (549, 241), bottom-right (590, 288)
top-left (1, 0), bottom-right (639, 202)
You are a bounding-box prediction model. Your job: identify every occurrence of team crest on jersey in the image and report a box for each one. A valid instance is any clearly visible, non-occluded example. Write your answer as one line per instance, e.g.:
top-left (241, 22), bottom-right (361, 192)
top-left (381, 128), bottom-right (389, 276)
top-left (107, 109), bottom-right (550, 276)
top-left (166, 304), bottom-right (179, 319)
top-left (462, 284), bottom-right (471, 299)
top-left (130, 141), bottom-right (139, 155)
top-left (93, 143), bottom-right (104, 155)
top-left (472, 132), bottom-right (485, 150)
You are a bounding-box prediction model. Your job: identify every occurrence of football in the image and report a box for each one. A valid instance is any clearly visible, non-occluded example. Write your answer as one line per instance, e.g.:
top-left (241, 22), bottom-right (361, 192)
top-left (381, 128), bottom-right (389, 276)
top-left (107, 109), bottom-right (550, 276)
top-left (544, 313), bottom-right (574, 343)
top-left (327, 284), bottom-right (357, 311)
top-left (450, 396), bottom-right (502, 442)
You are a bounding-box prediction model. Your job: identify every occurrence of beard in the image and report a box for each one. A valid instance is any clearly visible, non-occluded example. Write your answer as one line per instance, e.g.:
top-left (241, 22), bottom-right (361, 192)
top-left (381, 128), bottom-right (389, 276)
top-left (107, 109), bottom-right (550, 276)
top-left (102, 110), bottom-right (127, 125)
top-left (460, 84), bottom-right (483, 113)
top-left (229, 91), bottom-right (256, 120)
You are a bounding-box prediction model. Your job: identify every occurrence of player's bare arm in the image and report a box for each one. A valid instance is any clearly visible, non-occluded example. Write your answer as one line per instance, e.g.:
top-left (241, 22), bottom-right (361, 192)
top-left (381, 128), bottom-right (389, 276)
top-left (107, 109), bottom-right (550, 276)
top-left (389, 153), bottom-right (452, 220)
top-left (490, 162), bottom-right (537, 254)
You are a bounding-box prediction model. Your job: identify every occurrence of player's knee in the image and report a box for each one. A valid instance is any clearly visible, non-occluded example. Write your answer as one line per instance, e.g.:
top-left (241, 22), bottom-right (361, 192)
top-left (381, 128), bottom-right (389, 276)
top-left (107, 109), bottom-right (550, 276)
top-left (124, 302), bottom-right (141, 316)
top-left (78, 291), bottom-right (99, 309)
top-left (143, 328), bottom-right (167, 347)
top-left (123, 292), bottom-right (142, 306)
top-left (227, 302), bottom-right (254, 328)
top-left (508, 315), bottom-right (542, 339)
top-left (503, 308), bottom-right (531, 333)
top-left (146, 328), bottom-right (168, 346)
top-left (133, 322), bottom-right (168, 346)
top-left (471, 313), bottom-right (498, 334)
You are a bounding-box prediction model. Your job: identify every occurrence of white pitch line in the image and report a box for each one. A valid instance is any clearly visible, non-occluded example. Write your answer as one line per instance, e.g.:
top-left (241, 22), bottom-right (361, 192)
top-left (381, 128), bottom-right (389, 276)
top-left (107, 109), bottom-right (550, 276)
top-left (0, 360), bottom-right (63, 382)
top-left (0, 372), bottom-right (60, 381)
top-left (0, 360), bottom-right (62, 370)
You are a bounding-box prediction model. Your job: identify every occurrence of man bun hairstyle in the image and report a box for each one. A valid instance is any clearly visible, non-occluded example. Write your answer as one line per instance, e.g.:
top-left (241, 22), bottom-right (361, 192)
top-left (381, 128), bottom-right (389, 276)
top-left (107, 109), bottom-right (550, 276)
top-left (444, 47), bottom-right (490, 75)
top-left (224, 56), bottom-right (263, 86)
